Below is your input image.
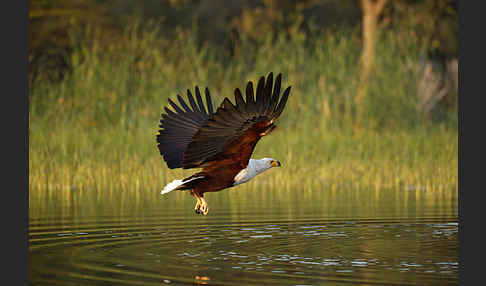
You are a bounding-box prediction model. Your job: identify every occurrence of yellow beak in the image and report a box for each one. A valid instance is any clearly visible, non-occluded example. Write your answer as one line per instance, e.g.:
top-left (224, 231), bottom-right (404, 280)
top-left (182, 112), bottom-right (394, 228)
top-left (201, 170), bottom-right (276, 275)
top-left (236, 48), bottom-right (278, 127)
top-left (271, 160), bottom-right (281, 167)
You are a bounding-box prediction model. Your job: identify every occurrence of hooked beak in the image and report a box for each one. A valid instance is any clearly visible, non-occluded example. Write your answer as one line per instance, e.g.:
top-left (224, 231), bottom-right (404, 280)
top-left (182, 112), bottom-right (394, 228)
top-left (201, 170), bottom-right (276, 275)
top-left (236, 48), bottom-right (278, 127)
top-left (271, 160), bottom-right (281, 167)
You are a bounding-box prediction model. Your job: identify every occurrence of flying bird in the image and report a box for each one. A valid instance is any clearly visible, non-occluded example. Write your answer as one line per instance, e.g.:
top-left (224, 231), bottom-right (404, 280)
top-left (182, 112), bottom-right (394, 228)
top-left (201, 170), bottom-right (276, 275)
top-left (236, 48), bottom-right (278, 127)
top-left (156, 72), bottom-right (291, 215)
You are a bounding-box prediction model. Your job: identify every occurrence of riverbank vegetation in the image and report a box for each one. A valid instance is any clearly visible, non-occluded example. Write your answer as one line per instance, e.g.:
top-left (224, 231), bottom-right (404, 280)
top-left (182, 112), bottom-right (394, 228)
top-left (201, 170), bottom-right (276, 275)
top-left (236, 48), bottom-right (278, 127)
top-left (29, 1), bottom-right (457, 197)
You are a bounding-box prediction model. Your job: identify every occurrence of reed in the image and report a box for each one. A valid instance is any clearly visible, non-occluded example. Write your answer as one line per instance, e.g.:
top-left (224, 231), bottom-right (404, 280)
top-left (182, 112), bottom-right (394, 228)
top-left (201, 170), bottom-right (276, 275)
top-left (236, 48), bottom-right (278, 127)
top-left (29, 23), bottom-right (458, 201)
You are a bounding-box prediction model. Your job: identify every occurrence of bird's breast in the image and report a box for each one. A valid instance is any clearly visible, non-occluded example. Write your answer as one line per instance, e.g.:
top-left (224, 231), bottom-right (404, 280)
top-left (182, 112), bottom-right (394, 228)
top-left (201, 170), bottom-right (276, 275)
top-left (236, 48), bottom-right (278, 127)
top-left (233, 167), bottom-right (254, 186)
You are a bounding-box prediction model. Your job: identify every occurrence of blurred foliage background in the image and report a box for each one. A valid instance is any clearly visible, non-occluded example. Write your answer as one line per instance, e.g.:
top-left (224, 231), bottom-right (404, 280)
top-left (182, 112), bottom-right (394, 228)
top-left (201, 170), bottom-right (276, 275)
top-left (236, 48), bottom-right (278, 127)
top-left (29, 0), bottom-right (458, 192)
top-left (29, 0), bottom-right (458, 125)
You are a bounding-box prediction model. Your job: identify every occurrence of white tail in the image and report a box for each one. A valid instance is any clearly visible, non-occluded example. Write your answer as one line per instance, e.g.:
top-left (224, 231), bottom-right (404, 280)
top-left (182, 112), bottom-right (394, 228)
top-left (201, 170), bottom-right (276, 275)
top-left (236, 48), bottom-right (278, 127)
top-left (161, 179), bottom-right (184, 195)
top-left (160, 176), bottom-right (205, 195)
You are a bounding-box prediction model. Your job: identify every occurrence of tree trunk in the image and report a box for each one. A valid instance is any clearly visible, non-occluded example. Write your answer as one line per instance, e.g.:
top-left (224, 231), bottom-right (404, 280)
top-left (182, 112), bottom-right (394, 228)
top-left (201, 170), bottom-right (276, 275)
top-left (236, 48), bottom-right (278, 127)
top-left (355, 0), bottom-right (388, 129)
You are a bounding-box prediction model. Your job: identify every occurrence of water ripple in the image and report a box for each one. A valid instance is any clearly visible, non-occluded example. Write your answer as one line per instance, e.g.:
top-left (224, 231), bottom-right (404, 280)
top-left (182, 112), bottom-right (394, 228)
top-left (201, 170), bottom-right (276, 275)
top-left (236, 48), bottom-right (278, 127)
top-left (30, 217), bottom-right (458, 286)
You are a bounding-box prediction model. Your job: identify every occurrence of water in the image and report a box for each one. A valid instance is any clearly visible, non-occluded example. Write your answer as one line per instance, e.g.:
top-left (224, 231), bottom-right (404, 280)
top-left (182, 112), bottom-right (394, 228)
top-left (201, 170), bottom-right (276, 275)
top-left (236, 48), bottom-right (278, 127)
top-left (29, 185), bottom-right (458, 285)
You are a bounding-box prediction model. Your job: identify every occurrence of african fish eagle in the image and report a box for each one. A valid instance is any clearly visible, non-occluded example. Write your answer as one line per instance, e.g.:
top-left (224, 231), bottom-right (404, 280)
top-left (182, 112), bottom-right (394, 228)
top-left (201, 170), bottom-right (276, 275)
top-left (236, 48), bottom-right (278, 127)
top-left (156, 72), bottom-right (291, 215)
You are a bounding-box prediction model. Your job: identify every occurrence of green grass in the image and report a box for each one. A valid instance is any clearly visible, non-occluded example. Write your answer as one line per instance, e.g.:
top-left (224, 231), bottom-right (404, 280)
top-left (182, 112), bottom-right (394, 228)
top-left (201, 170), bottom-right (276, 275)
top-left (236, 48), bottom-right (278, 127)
top-left (29, 24), bottom-right (458, 198)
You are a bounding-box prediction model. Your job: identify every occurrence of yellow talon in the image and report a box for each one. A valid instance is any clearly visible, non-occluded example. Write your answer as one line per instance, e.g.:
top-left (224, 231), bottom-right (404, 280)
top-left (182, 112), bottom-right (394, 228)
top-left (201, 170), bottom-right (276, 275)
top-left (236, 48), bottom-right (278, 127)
top-left (192, 190), bottom-right (203, 214)
top-left (200, 198), bottom-right (209, 216)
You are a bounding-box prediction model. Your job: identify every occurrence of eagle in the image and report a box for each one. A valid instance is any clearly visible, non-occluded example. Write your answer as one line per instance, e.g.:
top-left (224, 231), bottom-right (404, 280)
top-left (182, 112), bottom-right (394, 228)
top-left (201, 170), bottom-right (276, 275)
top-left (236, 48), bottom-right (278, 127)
top-left (156, 72), bottom-right (291, 215)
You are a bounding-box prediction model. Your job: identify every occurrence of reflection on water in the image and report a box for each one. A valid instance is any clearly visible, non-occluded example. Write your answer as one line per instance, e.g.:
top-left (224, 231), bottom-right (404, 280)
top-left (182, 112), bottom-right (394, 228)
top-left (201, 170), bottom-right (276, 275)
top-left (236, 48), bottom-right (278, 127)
top-left (29, 185), bottom-right (458, 285)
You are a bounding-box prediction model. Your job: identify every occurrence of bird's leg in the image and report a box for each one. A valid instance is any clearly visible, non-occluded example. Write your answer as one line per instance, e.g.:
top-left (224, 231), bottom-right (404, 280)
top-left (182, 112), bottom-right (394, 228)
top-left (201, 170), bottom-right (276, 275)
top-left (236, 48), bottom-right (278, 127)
top-left (199, 197), bottom-right (209, 216)
top-left (191, 190), bottom-right (202, 214)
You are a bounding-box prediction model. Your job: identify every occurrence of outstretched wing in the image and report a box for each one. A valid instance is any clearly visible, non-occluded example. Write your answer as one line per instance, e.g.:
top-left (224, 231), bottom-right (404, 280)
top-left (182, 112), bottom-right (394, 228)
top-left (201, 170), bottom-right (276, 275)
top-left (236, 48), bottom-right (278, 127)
top-left (181, 72), bottom-right (291, 169)
top-left (157, 87), bottom-right (214, 169)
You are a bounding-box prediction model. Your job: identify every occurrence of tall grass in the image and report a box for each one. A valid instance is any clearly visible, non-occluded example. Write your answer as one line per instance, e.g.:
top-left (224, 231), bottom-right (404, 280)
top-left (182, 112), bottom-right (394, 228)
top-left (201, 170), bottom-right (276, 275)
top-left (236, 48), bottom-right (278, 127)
top-left (29, 23), bottom-right (458, 198)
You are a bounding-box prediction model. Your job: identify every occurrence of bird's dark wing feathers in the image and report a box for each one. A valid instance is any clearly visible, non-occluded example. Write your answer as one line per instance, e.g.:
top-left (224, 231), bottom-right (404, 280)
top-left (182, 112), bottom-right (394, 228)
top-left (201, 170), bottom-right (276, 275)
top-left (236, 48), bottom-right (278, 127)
top-left (181, 72), bottom-right (291, 169)
top-left (157, 87), bottom-right (214, 169)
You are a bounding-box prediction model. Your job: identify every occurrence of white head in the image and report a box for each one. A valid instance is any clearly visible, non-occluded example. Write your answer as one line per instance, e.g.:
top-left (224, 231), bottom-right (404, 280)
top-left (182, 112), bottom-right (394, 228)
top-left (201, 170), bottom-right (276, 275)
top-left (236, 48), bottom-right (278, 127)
top-left (233, 157), bottom-right (281, 186)
top-left (250, 157), bottom-right (281, 173)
